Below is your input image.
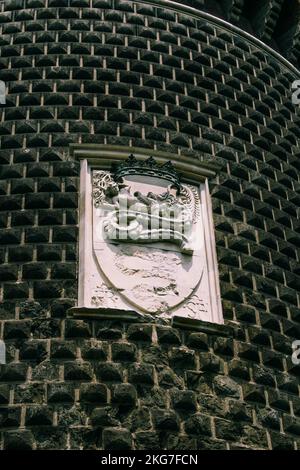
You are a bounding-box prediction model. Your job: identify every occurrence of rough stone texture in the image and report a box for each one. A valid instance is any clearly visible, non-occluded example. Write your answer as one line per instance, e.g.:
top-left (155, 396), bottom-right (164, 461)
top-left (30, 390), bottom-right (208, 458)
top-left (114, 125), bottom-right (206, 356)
top-left (0, 0), bottom-right (300, 451)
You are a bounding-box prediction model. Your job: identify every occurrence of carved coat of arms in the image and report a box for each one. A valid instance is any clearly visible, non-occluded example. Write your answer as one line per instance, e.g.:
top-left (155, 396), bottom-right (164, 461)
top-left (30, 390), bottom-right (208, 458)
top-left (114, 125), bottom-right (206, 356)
top-left (90, 155), bottom-right (208, 318)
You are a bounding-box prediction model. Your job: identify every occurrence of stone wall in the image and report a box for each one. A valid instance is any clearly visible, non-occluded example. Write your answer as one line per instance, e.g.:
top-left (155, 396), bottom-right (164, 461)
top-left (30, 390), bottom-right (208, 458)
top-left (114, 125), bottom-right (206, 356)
top-left (0, 0), bottom-right (300, 450)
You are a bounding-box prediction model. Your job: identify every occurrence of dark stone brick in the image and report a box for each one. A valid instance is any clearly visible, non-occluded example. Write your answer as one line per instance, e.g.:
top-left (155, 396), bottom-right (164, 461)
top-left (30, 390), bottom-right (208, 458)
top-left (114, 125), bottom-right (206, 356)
top-left (96, 322), bottom-right (123, 340)
top-left (200, 352), bottom-right (222, 372)
top-left (33, 281), bottom-right (63, 299)
top-left (51, 263), bottom-right (76, 280)
top-left (215, 417), bottom-right (243, 441)
top-left (111, 342), bottom-right (137, 362)
top-left (0, 264), bottom-right (18, 282)
top-left (269, 431), bottom-right (294, 450)
top-left (4, 320), bottom-right (31, 339)
top-left (156, 325), bottom-right (181, 345)
top-left (0, 363), bottom-right (28, 382)
top-left (95, 362), bottom-right (123, 382)
top-left (80, 383), bottom-right (108, 403)
top-left (37, 244), bottom-right (62, 261)
top-left (19, 340), bottom-right (47, 362)
top-left (51, 340), bottom-right (77, 359)
top-left (65, 319), bottom-right (92, 338)
top-left (31, 362), bottom-right (59, 382)
top-left (186, 332), bottom-right (209, 350)
top-left (112, 383), bottom-right (137, 407)
top-left (90, 407), bottom-right (120, 427)
top-left (4, 430), bottom-right (34, 450)
top-left (267, 390), bottom-right (290, 412)
top-left (0, 384), bottom-right (10, 403)
top-left (23, 263), bottom-right (48, 280)
top-left (135, 431), bottom-right (160, 450)
top-left (48, 383), bottom-right (74, 403)
top-left (19, 300), bottom-right (45, 319)
top-left (256, 407), bottom-right (281, 431)
top-left (103, 427), bottom-right (132, 451)
top-left (0, 407), bottom-right (21, 427)
top-left (14, 383), bottom-right (45, 404)
top-left (226, 399), bottom-right (252, 423)
top-left (169, 347), bottom-right (196, 370)
top-left (52, 226), bottom-right (77, 242)
top-left (31, 318), bottom-right (61, 339)
top-left (25, 227), bottom-right (49, 243)
top-left (242, 384), bottom-right (266, 405)
top-left (3, 282), bottom-right (29, 300)
top-left (126, 323), bottom-right (152, 342)
top-left (80, 340), bottom-right (108, 361)
top-left (64, 361), bottom-right (93, 381)
top-left (283, 415), bottom-right (300, 436)
top-left (152, 408), bottom-right (179, 431)
top-left (158, 366), bottom-right (184, 389)
top-left (50, 299), bottom-right (74, 318)
top-left (170, 389), bottom-right (197, 412)
top-left (25, 406), bottom-right (53, 426)
top-left (32, 427), bottom-right (68, 450)
top-left (213, 337), bottom-right (234, 357)
top-left (228, 359), bottom-right (250, 381)
top-left (185, 413), bottom-right (212, 436)
top-left (213, 375), bottom-right (241, 398)
top-left (128, 363), bottom-right (154, 385)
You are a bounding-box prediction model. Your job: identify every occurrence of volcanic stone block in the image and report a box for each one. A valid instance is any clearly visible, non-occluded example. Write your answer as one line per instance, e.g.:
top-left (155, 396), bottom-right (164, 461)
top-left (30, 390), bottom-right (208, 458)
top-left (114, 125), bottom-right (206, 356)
top-left (152, 408), bottom-right (180, 431)
top-left (103, 427), bottom-right (132, 451)
top-left (4, 320), bottom-right (31, 339)
top-left (170, 389), bottom-right (198, 412)
top-left (169, 347), bottom-right (196, 370)
top-left (126, 323), bottom-right (152, 342)
top-left (51, 340), bottom-right (77, 359)
top-left (185, 413), bottom-right (212, 436)
top-left (0, 384), bottom-right (10, 403)
top-left (112, 383), bottom-right (137, 407)
top-left (156, 325), bottom-right (181, 345)
top-left (128, 363), bottom-right (155, 385)
top-left (186, 332), bottom-right (209, 350)
top-left (95, 363), bottom-right (123, 382)
top-left (65, 319), bottom-right (92, 338)
top-left (64, 361), bottom-right (94, 381)
top-left (19, 340), bottom-right (47, 362)
top-left (14, 383), bottom-right (45, 404)
top-left (4, 430), bottom-right (34, 450)
top-left (25, 406), bottom-right (53, 426)
top-left (80, 383), bottom-right (108, 403)
top-left (90, 407), bottom-right (120, 427)
top-left (111, 342), bottom-right (137, 362)
top-left (0, 407), bottom-right (21, 427)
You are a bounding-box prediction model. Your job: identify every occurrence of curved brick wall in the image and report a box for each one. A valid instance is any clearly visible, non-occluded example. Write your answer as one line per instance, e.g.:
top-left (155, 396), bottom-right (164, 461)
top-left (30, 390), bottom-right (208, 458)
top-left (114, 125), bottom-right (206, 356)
top-left (0, 0), bottom-right (300, 451)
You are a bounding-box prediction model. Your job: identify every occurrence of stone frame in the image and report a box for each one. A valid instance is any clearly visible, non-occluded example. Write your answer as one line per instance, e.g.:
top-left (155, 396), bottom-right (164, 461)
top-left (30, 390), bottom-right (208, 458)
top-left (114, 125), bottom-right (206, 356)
top-left (69, 144), bottom-right (223, 326)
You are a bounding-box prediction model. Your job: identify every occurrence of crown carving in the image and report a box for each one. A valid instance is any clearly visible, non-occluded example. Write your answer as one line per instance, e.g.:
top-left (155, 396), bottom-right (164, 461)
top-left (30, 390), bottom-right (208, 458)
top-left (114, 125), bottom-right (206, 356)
top-left (111, 154), bottom-right (181, 190)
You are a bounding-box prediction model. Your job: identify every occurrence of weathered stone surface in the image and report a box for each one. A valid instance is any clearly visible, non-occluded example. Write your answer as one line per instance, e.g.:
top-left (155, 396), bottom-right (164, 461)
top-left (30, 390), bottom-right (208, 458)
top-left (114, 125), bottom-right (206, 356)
top-left (112, 383), bottom-right (137, 408)
top-left (90, 407), bottom-right (120, 427)
top-left (152, 408), bottom-right (180, 431)
top-left (4, 430), bottom-right (34, 450)
top-left (213, 375), bottom-right (241, 398)
top-left (102, 427), bottom-right (132, 450)
top-left (170, 389), bottom-right (198, 412)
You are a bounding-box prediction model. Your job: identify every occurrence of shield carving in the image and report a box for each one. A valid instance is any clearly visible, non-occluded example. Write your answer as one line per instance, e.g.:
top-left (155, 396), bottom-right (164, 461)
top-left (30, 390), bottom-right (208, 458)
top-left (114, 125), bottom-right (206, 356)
top-left (91, 162), bottom-right (204, 316)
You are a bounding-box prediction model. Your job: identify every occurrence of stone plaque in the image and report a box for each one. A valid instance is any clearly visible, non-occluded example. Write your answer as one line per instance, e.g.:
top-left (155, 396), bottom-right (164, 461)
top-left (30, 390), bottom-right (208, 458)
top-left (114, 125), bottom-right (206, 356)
top-left (76, 152), bottom-right (223, 324)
